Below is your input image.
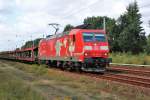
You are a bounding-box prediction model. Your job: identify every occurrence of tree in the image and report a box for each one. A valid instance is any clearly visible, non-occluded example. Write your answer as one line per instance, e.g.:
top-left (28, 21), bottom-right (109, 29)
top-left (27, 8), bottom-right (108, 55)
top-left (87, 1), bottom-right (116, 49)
top-left (63, 24), bottom-right (74, 32)
top-left (118, 1), bottom-right (146, 54)
top-left (21, 38), bottom-right (42, 49)
top-left (84, 16), bottom-right (104, 29)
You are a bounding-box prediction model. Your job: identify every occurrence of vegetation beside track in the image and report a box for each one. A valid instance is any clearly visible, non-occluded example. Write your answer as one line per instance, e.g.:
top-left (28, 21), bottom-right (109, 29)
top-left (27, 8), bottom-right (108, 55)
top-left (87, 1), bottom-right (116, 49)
top-left (0, 61), bottom-right (45, 100)
top-left (110, 52), bottom-right (150, 65)
top-left (0, 60), bottom-right (150, 100)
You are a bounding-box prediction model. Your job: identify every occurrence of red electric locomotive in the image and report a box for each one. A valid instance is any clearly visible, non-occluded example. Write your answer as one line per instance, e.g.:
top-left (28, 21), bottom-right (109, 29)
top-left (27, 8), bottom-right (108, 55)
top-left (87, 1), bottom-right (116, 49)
top-left (38, 27), bottom-right (110, 72)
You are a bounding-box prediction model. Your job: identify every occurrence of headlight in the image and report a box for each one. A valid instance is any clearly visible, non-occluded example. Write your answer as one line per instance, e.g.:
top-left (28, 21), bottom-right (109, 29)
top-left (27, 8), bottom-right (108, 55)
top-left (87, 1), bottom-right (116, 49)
top-left (100, 46), bottom-right (109, 50)
top-left (84, 46), bottom-right (92, 50)
top-left (104, 53), bottom-right (108, 56)
top-left (84, 53), bottom-right (88, 56)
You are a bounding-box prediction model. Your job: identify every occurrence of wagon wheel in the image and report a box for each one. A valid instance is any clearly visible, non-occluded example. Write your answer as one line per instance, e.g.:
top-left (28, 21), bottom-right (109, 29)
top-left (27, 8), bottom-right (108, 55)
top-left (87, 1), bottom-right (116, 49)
top-left (38, 59), bottom-right (42, 65)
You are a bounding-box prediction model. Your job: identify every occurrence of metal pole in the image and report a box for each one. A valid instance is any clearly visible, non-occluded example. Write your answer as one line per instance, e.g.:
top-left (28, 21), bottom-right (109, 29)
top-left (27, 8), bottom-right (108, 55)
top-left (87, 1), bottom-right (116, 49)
top-left (16, 35), bottom-right (17, 50)
top-left (8, 40), bottom-right (10, 51)
top-left (22, 40), bottom-right (24, 49)
top-left (31, 35), bottom-right (34, 48)
top-left (48, 23), bottom-right (60, 35)
top-left (103, 17), bottom-right (106, 31)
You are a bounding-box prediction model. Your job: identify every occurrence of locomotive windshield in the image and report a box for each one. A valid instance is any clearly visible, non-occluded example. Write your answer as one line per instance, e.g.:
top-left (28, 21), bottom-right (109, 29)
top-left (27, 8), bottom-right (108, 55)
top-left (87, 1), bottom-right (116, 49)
top-left (83, 33), bottom-right (93, 42)
top-left (83, 32), bottom-right (106, 42)
top-left (95, 34), bottom-right (106, 42)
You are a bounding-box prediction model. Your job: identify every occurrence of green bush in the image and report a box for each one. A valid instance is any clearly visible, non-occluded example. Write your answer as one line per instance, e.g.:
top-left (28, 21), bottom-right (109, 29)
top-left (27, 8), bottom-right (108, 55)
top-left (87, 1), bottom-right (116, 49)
top-left (110, 52), bottom-right (150, 65)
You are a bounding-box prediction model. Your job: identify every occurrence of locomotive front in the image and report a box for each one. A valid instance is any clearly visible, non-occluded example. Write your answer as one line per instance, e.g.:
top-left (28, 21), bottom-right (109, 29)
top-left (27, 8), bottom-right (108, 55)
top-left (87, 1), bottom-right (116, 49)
top-left (81, 30), bottom-right (110, 72)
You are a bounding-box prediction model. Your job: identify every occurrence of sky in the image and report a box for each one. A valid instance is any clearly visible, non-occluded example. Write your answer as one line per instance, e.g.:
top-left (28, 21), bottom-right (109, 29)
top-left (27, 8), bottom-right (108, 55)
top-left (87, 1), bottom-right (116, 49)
top-left (0, 0), bottom-right (150, 51)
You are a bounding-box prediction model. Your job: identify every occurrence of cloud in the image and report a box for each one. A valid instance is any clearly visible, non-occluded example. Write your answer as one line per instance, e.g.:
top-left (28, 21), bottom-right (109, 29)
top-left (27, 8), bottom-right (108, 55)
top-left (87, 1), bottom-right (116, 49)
top-left (0, 0), bottom-right (150, 51)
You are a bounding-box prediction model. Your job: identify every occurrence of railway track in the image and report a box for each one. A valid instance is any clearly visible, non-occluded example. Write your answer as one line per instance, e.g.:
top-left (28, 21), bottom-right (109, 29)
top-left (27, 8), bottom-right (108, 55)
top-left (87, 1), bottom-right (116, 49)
top-left (84, 72), bottom-right (150, 88)
top-left (108, 66), bottom-right (150, 77)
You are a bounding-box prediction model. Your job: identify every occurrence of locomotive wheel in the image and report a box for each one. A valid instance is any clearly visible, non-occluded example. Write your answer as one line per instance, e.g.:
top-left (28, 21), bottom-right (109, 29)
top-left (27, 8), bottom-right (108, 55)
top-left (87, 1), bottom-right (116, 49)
top-left (66, 62), bottom-right (73, 72)
top-left (47, 60), bottom-right (52, 68)
top-left (63, 62), bottom-right (70, 71)
top-left (61, 62), bottom-right (66, 70)
top-left (74, 62), bottom-right (81, 72)
top-left (61, 61), bottom-right (73, 71)
top-left (56, 61), bottom-right (60, 68)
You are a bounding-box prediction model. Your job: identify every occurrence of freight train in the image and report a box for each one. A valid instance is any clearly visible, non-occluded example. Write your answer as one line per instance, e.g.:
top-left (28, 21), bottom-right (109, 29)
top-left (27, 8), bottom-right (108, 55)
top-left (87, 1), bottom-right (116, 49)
top-left (0, 26), bottom-right (111, 73)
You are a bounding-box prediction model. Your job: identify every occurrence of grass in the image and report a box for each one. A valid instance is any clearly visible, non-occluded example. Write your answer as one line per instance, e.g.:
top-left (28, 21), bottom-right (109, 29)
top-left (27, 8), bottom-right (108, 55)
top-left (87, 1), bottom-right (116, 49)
top-left (110, 52), bottom-right (150, 65)
top-left (0, 64), bottom-right (45, 100)
top-left (0, 80), bottom-right (44, 100)
top-left (1, 60), bottom-right (150, 100)
top-left (10, 62), bottom-right (48, 77)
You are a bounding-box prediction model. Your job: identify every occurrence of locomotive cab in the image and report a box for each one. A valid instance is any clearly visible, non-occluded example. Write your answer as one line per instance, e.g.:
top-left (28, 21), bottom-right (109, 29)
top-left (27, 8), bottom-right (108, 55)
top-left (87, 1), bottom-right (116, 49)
top-left (83, 32), bottom-right (109, 58)
top-left (79, 30), bottom-right (110, 72)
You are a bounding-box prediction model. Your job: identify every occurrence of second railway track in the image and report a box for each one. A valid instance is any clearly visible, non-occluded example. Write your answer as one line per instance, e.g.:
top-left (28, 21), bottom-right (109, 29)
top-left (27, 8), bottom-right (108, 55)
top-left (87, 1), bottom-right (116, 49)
top-left (108, 66), bottom-right (150, 77)
top-left (101, 73), bottom-right (150, 88)
top-left (84, 72), bottom-right (150, 88)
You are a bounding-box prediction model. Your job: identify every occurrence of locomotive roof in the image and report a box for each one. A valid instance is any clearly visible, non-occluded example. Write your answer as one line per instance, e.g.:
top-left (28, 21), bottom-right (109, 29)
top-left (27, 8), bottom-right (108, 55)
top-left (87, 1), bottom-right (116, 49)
top-left (44, 29), bottom-right (105, 40)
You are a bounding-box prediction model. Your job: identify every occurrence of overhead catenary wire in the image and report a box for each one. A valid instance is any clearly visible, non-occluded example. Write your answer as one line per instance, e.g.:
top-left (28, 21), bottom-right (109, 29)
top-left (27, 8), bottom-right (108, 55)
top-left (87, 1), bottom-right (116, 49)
top-left (62, 0), bottom-right (100, 19)
top-left (49, 0), bottom-right (101, 33)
